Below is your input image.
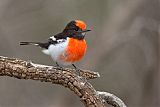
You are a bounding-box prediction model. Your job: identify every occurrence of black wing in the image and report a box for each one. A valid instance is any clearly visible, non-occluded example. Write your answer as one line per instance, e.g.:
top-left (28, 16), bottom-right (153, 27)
top-left (40, 32), bottom-right (67, 48)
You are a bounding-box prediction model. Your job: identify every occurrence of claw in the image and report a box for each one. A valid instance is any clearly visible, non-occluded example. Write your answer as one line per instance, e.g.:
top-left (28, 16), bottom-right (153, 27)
top-left (55, 62), bottom-right (64, 70)
top-left (72, 64), bottom-right (82, 75)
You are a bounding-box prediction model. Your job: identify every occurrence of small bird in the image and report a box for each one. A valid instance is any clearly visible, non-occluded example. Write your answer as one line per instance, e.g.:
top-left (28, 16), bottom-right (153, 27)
top-left (20, 20), bottom-right (91, 71)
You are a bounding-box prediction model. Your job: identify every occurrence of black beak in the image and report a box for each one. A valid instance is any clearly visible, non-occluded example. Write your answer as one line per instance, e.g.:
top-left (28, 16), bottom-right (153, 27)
top-left (78, 29), bottom-right (91, 33)
top-left (82, 29), bottom-right (91, 32)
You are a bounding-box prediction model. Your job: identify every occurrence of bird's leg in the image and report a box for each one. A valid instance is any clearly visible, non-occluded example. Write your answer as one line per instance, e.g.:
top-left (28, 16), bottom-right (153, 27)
top-left (56, 62), bottom-right (60, 66)
top-left (56, 62), bottom-right (63, 70)
top-left (72, 64), bottom-right (81, 75)
top-left (72, 64), bottom-right (87, 84)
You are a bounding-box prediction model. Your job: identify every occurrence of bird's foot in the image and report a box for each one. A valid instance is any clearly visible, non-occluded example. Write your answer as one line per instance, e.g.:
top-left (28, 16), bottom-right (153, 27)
top-left (55, 62), bottom-right (64, 70)
top-left (72, 64), bottom-right (81, 75)
top-left (75, 68), bottom-right (82, 76)
top-left (57, 66), bottom-right (64, 70)
top-left (75, 68), bottom-right (88, 85)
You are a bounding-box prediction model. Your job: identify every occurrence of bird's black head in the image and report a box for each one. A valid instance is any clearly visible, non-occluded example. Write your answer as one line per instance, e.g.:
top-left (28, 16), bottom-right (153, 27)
top-left (63, 20), bottom-right (91, 40)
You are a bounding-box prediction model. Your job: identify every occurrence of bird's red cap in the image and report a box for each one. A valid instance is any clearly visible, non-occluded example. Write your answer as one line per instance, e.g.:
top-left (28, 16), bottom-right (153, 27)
top-left (75, 20), bottom-right (86, 30)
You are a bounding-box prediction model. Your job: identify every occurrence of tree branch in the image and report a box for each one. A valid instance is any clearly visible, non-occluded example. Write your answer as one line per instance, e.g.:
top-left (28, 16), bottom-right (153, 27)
top-left (0, 56), bottom-right (126, 107)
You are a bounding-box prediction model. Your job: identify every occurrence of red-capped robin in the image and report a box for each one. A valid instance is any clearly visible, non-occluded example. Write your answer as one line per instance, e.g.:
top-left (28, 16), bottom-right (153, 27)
top-left (20, 20), bottom-right (91, 71)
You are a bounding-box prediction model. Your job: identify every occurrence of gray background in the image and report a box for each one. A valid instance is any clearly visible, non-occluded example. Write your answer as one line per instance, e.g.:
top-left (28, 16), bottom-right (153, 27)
top-left (0, 0), bottom-right (159, 107)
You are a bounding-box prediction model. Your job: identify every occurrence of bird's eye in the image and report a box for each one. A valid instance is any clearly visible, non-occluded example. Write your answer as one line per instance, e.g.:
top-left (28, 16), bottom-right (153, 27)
top-left (74, 27), bottom-right (79, 31)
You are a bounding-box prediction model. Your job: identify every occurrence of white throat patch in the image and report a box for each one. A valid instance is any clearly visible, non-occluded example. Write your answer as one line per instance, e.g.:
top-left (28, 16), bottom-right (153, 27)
top-left (82, 32), bottom-right (86, 36)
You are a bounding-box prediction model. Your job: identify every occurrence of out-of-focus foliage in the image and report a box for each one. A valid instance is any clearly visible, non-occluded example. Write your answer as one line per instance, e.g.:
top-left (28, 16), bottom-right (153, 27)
top-left (0, 0), bottom-right (159, 107)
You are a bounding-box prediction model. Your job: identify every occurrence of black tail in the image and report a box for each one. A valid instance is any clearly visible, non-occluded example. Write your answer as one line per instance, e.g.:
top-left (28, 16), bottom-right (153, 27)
top-left (20, 42), bottom-right (40, 46)
top-left (20, 42), bottom-right (49, 49)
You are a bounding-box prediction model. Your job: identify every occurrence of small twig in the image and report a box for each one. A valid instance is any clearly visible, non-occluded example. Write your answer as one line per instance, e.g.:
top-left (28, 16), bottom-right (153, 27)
top-left (97, 91), bottom-right (126, 107)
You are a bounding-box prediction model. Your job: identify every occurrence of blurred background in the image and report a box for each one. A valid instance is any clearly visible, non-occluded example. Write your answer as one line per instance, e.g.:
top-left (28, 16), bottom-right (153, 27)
top-left (0, 0), bottom-right (159, 107)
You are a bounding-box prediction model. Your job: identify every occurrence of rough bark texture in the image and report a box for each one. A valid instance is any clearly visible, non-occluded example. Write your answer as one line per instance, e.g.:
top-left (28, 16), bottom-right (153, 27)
top-left (0, 56), bottom-right (126, 107)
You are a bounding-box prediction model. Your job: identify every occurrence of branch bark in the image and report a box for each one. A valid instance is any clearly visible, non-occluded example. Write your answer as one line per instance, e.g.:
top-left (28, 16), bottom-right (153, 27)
top-left (0, 56), bottom-right (126, 107)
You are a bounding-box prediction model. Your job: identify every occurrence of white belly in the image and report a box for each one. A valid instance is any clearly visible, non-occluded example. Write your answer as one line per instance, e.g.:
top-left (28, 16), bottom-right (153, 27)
top-left (42, 38), bottom-right (69, 65)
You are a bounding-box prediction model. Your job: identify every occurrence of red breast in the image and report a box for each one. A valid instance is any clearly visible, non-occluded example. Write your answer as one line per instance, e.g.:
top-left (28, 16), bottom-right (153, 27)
top-left (59, 38), bottom-right (87, 63)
